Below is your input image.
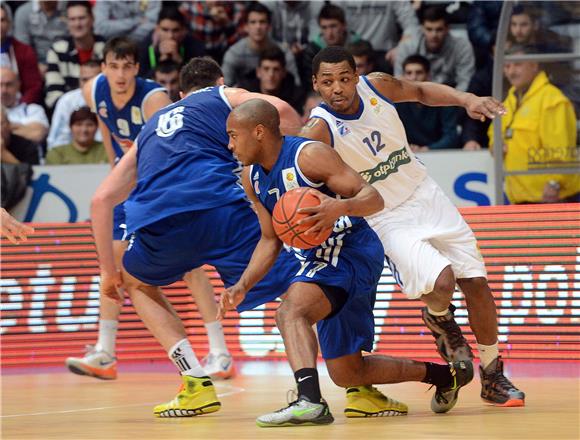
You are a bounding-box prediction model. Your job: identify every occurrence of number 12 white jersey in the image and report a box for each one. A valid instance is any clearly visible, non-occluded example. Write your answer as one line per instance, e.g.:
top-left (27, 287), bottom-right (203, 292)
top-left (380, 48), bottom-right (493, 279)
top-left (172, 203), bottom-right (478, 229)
top-left (309, 76), bottom-right (427, 210)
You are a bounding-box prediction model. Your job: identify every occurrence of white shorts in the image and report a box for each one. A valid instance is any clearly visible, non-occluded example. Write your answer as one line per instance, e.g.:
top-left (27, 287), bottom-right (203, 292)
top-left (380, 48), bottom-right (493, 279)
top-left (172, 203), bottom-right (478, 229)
top-left (367, 176), bottom-right (487, 299)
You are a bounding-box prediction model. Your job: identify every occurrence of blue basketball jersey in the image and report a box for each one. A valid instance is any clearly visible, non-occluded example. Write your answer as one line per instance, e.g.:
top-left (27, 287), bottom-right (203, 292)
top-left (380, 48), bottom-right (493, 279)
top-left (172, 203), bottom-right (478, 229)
top-left (92, 73), bottom-right (165, 160)
top-left (124, 85), bottom-right (246, 234)
top-left (251, 136), bottom-right (368, 266)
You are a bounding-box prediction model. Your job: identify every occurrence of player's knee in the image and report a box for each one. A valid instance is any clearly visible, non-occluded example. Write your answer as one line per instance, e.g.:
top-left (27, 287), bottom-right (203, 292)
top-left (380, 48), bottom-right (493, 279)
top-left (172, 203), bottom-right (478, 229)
top-left (433, 265), bottom-right (456, 297)
top-left (459, 276), bottom-right (491, 297)
top-left (276, 299), bottom-right (314, 329)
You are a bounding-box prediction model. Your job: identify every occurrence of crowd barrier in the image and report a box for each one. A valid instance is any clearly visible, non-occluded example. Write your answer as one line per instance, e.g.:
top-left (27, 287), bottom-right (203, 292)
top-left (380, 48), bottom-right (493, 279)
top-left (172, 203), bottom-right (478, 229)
top-left (1, 204), bottom-right (578, 367)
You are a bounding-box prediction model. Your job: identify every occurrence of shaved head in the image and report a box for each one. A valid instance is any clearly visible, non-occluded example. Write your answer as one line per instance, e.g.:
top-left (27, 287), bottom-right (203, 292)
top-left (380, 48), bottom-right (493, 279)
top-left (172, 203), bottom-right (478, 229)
top-left (230, 98), bottom-right (280, 136)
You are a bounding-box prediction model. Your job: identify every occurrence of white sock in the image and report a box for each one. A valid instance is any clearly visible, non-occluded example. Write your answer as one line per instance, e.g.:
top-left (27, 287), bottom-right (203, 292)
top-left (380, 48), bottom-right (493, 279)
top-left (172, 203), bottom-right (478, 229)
top-left (95, 319), bottom-right (118, 355)
top-left (477, 342), bottom-right (499, 369)
top-left (427, 307), bottom-right (449, 317)
top-left (205, 321), bottom-right (228, 355)
top-left (169, 338), bottom-right (207, 377)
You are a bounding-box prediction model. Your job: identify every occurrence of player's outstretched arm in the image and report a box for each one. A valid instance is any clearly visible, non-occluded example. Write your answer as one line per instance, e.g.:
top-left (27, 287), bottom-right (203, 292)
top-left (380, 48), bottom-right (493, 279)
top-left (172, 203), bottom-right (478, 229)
top-left (296, 142), bottom-right (384, 237)
top-left (367, 72), bottom-right (506, 122)
top-left (91, 146), bottom-right (138, 303)
top-left (0, 208), bottom-right (34, 244)
top-left (218, 167), bottom-right (283, 318)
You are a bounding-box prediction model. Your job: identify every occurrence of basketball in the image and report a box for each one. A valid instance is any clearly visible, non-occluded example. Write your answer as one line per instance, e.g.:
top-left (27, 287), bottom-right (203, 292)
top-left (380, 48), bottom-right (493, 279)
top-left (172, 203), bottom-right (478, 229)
top-left (272, 188), bottom-right (334, 249)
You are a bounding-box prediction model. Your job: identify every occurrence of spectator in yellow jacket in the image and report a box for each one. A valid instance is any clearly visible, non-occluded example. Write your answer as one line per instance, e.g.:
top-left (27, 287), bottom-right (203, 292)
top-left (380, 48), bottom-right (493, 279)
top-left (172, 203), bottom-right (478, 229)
top-left (489, 44), bottom-right (579, 204)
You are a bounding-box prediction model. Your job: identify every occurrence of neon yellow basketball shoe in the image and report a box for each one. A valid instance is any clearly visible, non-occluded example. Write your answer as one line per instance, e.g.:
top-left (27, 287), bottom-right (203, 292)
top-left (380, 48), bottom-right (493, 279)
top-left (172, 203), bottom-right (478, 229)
top-left (154, 375), bottom-right (221, 417)
top-left (344, 385), bottom-right (408, 417)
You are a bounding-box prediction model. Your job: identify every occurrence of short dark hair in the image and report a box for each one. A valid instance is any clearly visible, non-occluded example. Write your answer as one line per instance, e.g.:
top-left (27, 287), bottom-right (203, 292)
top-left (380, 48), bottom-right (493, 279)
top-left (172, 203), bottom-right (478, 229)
top-left (180, 56), bottom-right (223, 93)
top-left (103, 37), bottom-right (139, 64)
top-left (66, 0), bottom-right (92, 16)
top-left (403, 54), bottom-right (430, 73)
top-left (70, 106), bottom-right (97, 126)
top-left (511, 4), bottom-right (538, 21)
top-left (154, 59), bottom-right (180, 76)
top-left (346, 40), bottom-right (374, 59)
top-left (245, 2), bottom-right (271, 24)
top-left (318, 3), bottom-right (345, 24)
top-left (157, 5), bottom-right (187, 27)
top-left (259, 45), bottom-right (286, 68)
top-left (312, 46), bottom-right (356, 76)
top-left (421, 5), bottom-right (448, 25)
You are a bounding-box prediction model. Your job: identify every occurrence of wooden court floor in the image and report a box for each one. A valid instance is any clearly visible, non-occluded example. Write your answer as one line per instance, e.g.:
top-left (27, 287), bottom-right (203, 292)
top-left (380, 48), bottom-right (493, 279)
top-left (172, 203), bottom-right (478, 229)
top-left (2, 362), bottom-right (579, 440)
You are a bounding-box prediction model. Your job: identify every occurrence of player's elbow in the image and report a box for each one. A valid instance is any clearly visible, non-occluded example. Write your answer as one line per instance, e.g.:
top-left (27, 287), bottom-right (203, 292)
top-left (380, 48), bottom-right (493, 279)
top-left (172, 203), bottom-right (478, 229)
top-left (367, 185), bottom-right (384, 214)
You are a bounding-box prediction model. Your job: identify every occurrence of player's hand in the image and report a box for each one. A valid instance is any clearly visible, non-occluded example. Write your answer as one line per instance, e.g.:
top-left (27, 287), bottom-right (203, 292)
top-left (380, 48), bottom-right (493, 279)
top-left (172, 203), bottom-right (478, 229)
top-left (100, 269), bottom-right (124, 305)
top-left (465, 95), bottom-right (506, 122)
top-left (217, 284), bottom-right (246, 320)
top-left (296, 190), bottom-right (340, 239)
top-left (0, 209), bottom-right (34, 244)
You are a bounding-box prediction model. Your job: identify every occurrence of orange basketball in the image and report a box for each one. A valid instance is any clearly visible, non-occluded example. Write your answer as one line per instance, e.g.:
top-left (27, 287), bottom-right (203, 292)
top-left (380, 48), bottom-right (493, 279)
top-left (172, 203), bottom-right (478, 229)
top-left (272, 187), bottom-right (334, 250)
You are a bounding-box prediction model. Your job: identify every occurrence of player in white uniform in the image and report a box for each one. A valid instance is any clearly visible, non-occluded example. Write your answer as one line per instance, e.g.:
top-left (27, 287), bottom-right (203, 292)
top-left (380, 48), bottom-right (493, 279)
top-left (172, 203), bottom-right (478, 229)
top-left (301, 46), bottom-right (525, 407)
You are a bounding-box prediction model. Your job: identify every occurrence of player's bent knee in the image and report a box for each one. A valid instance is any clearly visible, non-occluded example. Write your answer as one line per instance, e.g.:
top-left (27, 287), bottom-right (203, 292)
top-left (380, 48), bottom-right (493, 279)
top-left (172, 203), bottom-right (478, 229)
top-left (458, 276), bottom-right (491, 296)
top-left (433, 266), bottom-right (456, 297)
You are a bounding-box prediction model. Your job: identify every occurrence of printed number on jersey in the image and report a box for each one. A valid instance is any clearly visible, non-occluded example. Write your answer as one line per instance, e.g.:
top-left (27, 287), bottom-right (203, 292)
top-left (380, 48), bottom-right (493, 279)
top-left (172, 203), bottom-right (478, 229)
top-left (363, 130), bottom-right (385, 156)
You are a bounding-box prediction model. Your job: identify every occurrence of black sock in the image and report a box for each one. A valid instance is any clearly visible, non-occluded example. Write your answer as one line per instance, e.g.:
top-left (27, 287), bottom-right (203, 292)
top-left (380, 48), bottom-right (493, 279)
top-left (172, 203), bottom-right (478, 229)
top-left (422, 362), bottom-right (453, 388)
top-left (294, 368), bottom-right (322, 403)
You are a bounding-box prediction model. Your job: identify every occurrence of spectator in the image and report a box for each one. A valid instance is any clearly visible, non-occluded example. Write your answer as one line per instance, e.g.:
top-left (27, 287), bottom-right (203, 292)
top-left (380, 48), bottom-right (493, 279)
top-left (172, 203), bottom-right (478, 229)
top-left (46, 106), bottom-right (106, 165)
top-left (301, 90), bottom-right (322, 124)
top-left (1, 67), bottom-right (49, 144)
top-left (45, 1), bottom-right (105, 110)
top-left (0, 3), bottom-right (43, 104)
top-left (301, 3), bottom-right (360, 86)
top-left (93, 0), bottom-right (160, 43)
top-left (179, 1), bottom-right (246, 64)
top-left (396, 55), bottom-right (459, 151)
top-left (488, 45), bottom-right (579, 204)
top-left (466, 1), bottom-right (502, 68)
top-left (138, 6), bottom-right (204, 78)
top-left (0, 106), bottom-right (39, 165)
top-left (334, 1), bottom-right (420, 68)
top-left (507, 5), bottom-right (571, 53)
top-left (153, 60), bottom-right (180, 102)
top-left (238, 46), bottom-right (304, 113)
top-left (395, 5), bottom-right (475, 91)
top-left (346, 40), bottom-right (376, 76)
top-left (47, 60), bottom-right (101, 149)
top-left (13, 0), bottom-right (68, 72)
top-left (221, 2), bottom-right (300, 87)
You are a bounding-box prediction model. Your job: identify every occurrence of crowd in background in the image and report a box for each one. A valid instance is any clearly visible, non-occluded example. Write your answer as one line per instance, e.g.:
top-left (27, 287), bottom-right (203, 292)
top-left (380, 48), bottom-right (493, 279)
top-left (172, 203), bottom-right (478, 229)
top-left (0, 0), bottom-right (578, 206)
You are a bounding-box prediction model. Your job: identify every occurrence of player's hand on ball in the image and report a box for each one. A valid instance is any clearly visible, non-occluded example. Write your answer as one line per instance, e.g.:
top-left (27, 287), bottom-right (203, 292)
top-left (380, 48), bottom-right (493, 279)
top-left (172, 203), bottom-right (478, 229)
top-left (465, 95), bottom-right (506, 122)
top-left (100, 270), bottom-right (123, 305)
top-left (218, 284), bottom-right (246, 320)
top-left (296, 190), bottom-right (340, 239)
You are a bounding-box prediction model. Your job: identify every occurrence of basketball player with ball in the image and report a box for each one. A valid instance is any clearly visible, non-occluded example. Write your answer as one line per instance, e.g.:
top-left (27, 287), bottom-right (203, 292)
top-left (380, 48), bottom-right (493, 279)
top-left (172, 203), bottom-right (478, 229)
top-left (220, 98), bottom-right (474, 427)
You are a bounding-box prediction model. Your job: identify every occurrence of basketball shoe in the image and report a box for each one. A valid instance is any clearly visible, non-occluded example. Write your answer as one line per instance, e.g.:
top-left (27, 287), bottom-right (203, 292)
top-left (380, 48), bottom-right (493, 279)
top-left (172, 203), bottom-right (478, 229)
top-left (65, 345), bottom-right (117, 380)
top-left (431, 360), bottom-right (474, 413)
top-left (201, 352), bottom-right (235, 380)
top-left (154, 375), bottom-right (221, 417)
top-left (256, 395), bottom-right (334, 427)
top-left (344, 386), bottom-right (408, 417)
top-left (480, 357), bottom-right (525, 407)
top-left (421, 304), bottom-right (474, 362)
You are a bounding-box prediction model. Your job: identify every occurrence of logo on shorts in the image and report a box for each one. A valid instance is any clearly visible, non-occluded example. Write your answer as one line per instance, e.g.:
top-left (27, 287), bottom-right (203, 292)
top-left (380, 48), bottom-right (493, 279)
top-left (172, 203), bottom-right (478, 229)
top-left (359, 147), bottom-right (411, 184)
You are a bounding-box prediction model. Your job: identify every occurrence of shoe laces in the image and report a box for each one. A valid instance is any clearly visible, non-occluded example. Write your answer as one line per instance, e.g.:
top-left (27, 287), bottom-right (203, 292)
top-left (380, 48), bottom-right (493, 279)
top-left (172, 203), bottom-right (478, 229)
top-left (485, 366), bottom-right (518, 393)
top-left (438, 318), bottom-right (467, 352)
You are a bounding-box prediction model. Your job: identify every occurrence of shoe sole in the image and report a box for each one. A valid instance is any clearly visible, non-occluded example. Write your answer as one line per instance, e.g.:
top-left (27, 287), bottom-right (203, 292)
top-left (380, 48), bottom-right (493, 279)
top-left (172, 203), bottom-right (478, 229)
top-left (481, 397), bottom-right (525, 407)
top-left (344, 408), bottom-right (408, 418)
top-left (154, 402), bottom-right (221, 418)
top-left (256, 414), bottom-right (335, 427)
top-left (209, 366), bottom-right (236, 380)
top-left (66, 363), bottom-right (117, 380)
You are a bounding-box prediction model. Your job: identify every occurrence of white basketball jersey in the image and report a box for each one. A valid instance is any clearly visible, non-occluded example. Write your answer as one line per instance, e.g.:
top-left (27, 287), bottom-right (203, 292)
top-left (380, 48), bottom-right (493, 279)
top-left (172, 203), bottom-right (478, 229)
top-left (310, 76), bottom-right (427, 210)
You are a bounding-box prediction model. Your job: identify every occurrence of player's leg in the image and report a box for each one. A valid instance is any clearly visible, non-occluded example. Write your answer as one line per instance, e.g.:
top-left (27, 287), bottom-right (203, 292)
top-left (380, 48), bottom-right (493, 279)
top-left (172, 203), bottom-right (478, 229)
top-left (65, 240), bottom-right (127, 380)
top-left (183, 268), bottom-right (235, 380)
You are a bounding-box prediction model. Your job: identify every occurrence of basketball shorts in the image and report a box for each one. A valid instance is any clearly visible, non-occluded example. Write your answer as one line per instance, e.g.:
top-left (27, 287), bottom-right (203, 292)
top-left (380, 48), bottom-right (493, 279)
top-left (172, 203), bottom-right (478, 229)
top-left (122, 199), bottom-right (299, 310)
top-left (366, 175), bottom-right (487, 299)
top-left (112, 203), bottom-right (128, 241)
top-left (292, 224), bottom-right (385, 360)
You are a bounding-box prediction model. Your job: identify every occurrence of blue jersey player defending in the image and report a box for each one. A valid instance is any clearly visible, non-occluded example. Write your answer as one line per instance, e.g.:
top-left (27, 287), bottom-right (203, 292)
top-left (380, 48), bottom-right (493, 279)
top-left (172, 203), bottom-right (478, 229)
top-left (66, 38), bottom-right (235, 382)
top-left (220, 99), bottom-right (474, 426)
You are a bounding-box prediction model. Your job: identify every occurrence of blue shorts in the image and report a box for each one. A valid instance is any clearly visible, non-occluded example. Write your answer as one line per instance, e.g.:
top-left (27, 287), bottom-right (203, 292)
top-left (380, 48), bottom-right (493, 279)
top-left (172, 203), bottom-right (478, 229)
top-left (294, 225), bottom-right (385, 360)
top-left (122, 200), bottom-right (299, 309)
top-left (113, 203), bottom-right (127, 241)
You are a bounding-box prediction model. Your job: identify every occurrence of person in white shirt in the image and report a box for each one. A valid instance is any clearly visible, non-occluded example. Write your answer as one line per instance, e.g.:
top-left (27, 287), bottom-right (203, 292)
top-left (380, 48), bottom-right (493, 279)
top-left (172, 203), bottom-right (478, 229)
top-left (0, 67), bottom-right (48, 144)
top-left (47, 60), bottom-right (102, 149)
top-left (300, 46), bottom-right (525, 408)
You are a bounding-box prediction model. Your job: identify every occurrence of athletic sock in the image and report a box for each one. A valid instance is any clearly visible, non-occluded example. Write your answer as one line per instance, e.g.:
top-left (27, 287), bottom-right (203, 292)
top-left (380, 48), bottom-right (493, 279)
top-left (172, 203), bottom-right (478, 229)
top-left (205, 320), bottom-right (228, 355)
top-left (422, 362), bottom-right (453, 388)
top-left (95, 319), bottom-right (118, 356)
top-left (294, 368), bottom-right (322, 403)
top-left (169, 338), bottom-right (207, 377)
top-left (477, 342), bottom-right (499, 370)
top-left (427, 307), bottom-right (450, 317)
